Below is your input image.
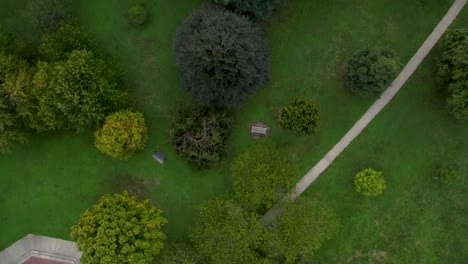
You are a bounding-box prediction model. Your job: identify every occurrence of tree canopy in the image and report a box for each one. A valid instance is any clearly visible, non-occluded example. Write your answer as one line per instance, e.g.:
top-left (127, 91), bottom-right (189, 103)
top-left (279, 98), bottom-right (320, 135)
top-left (437, 29), bottom-right (468, 120)
top-left (214, 0), bottom-right (282, 18)
top-left (94, 111), bottom-right (148, 160)
top-left (262, 198), bottom-right (340, 263)
top-left (174, 6), bottom-right (269, 107)
top-left (231, 140), bottom-right (299, 214)
top-left (70, 192), bottom-right (167, 264)
top-left (345, 48), bottom-right (399, 96)
top-left (170, 107), bottom-right (231, 169)
top-left (39, 24), bottom-right (95, 61)
top-left (32, 49), bottom-right (130, 132)
top-left (189, 196), bottom-right (268, 264)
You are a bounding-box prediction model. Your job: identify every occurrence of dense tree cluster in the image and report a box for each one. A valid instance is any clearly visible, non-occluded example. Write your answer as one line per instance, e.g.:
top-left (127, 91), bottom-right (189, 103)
top-left (170, 107), bottom-right (231, 168)
top-left (70, 192), bottom-right (167, 264)
top-left (39, 24), bottom-right (95, 61)
top-left (185, 141), bottom-right (340, 263)
top-left (279, 98), bottom-right (320, 135)
top-left (0, 25), bottom-right (132, 151)
top-left (345, 48), bottom-right (399, 96)
top-left (33, 49), bottom-right (130, 132)
top-left (437, 29), bottom-right (468, 120)
top-left (214, 0), bottom-right (282, 18)
top-left (95, 111), bottom-right (148, 160)
top-left (354, 168), bottom-right (386, 197)
top-left (174, 6), bottom-right (269, 107)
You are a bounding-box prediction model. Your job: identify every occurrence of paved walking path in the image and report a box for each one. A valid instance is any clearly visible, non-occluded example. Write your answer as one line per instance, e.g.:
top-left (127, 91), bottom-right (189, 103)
top-left (261, 0), bottom-right (467, 226)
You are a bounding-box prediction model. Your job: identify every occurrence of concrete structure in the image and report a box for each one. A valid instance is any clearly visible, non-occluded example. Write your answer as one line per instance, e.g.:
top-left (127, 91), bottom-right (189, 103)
top-left (0, 235), bottom-right (82, 264)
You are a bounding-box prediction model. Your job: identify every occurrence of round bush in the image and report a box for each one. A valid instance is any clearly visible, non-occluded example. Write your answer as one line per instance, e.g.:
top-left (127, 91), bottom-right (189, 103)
top-left (170, 107), bottom-right (231, 169)
top-left (94, 111), bottom-right (148, 160)
top-left (354, 168), bottom-right (386, 197)
top-left (70, 192), bottom-right (167, 264)
top-left (128, 5), bottom-right (147, 25)
top-left (214, 0), bottom-right (282, 18)
top-left (279, 98), bottom-right (319, 135)
top-left (345, 48), bottom-right (399, 96)
top-left (174, 6), bottom-right (269, 107)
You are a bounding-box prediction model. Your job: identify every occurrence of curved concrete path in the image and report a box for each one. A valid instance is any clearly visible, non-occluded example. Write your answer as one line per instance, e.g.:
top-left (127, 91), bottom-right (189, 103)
top-left (261, 0), bottom-right (467, 226)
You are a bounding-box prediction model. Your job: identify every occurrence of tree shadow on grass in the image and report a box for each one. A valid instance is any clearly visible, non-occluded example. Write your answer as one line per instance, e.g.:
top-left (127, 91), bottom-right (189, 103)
top-left (101, 173), bottom-right (160, 201)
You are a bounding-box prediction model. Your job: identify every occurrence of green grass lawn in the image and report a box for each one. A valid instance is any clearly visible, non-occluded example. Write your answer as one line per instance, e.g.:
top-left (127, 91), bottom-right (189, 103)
top-left (1, 0), bottom-right (467, 262)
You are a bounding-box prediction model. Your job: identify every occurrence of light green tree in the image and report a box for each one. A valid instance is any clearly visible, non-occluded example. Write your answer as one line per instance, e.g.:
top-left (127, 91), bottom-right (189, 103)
top-left (70, 192), bottom-right (167, 264)
top-left (354, 168), bottom-right (387, 196)
top-left (95, 111), bottom-right (148, 160)
top-left (263, 198), bottom-right (340, 263)
top-left (231, 141), bottom-right (299, 214)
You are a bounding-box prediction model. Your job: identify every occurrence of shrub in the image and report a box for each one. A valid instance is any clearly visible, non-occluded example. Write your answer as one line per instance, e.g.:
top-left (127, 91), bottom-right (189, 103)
top-left (32, 50), bottom-right (131, 132)
top-left (95, 111), bottom-right (148, 160)
top-left (174, 6), bottom-right (269, 107)
top-left (354, 168), bottom-right (386, 197)
top-left (279, 98), bottom-right (319, 135)
top-left (170, 107), bottom-right (231, 169)
top-left (214, 0), bottom-right (282, 19)
top-left (24, 0), bottom-right (71, 33)
top-left (128, 5), bottom-right (148, 25)
top-left (39, 24), bottom-right (95, 61)
top-left (231, 140), bottom-right (299, 214)
top-left (70, 192), bottom-right (167, 264)
top-left (434, 165), bottom-right (458, 184)
top-left (263, 198), bottom-right (340, 263)
top-left (437, 29), bottom-right (468, 120)
top-left (345, 48), bottom-right (399, 96)
top-left (0, 31), bottom-right (37, 61)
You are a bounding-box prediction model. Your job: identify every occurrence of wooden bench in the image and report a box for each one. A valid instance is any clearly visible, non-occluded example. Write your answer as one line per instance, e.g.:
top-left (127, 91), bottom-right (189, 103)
top-left (152, 151), bottom-right (166, 164)
top-left (250, 123), bottom-right (269, 138)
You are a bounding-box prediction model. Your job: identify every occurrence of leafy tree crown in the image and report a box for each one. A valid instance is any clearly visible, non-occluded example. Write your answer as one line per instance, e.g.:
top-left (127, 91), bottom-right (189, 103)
top-left (70, 192), bottom-right (167, 264)
top-left (94, 111), bottom-right (148, 160)
top-left (437, 29), bottom-right (468, 120)
top-left (345, 48), bottom-right (399, 96)
top-left (174, 6), bottom-right (269, 107)
top-left (170, 107), bottom-right (231, 169)
top-left (354, 168), bottom-right (386, 197)
top-left (279, 98), bottom-right (320, 135)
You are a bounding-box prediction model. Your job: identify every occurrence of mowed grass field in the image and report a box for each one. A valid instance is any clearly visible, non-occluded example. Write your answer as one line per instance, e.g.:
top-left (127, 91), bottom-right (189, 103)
top-left (1, 0), bottom-right (467, 262)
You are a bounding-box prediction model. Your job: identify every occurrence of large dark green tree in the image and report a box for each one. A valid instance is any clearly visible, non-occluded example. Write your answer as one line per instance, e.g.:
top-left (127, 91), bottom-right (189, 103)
top-left (174, 6), bottom-right (269, 107)
top-left (437, 29), bottom-right (468, 120)
top-left (170, 107), bottom-right (231, 168)
top-left (32, 49), bottom-right (130, 132)
top-left (189, 196), bottom-right (268, 264)
top-left (214, 0), bottom-right (282, 18)
top-left (231, 140), bottom-right (299, 214)
top-left (345, 48), bottom-right (399, 96)
top-left (70, 192), bottom-right (167, 264)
